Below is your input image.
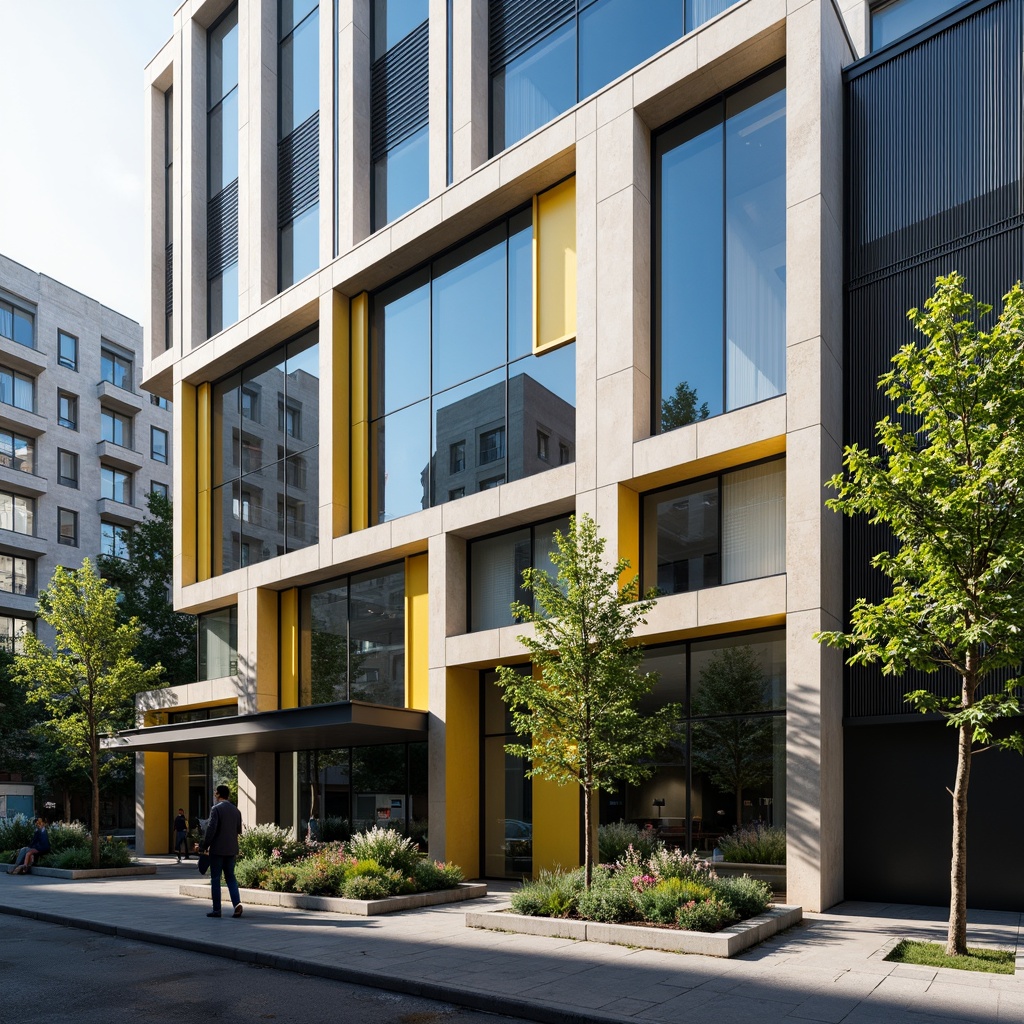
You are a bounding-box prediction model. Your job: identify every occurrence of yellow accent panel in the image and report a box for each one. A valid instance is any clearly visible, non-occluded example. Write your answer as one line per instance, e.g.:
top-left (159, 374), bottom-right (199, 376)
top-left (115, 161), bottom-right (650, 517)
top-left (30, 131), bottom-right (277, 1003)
top-left (330, 291), bottom-right (351, 538)
top-left (350, 293), bottom-right (369, 532)
top-left (178, 381), bottom-right (198, 587)
top-left (618, 484), bottom-right (640, 594)
top-left (405, 554), bottom-right (429, 711)
top-left (445, 668), bottom-right (480, 878)
top-left (255, 589), bottom-right (281, 712)
top-left (280, 588), bottom-right (299, 709)
top-left (533, 177), bottom-right (577, 353)
top-left (143, 752), bottom-right (170, 855)
top-left (532, 776), bottom-right (580, 876)
top-left (196, 382), bottom-right (212, 582)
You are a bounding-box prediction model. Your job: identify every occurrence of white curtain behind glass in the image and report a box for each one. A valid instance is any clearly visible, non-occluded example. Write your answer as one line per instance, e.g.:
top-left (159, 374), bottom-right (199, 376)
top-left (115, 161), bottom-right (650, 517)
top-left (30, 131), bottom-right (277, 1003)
top-left (721, 461), bottom-right (785, 584)
top-left (471, 531), bottom-right (528, 631)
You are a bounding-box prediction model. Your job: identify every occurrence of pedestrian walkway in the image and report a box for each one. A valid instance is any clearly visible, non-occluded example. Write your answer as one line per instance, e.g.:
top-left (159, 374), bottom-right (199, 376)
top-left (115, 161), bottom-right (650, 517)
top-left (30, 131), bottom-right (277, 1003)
top-left (1, 857), bottom-right (1021, 1024)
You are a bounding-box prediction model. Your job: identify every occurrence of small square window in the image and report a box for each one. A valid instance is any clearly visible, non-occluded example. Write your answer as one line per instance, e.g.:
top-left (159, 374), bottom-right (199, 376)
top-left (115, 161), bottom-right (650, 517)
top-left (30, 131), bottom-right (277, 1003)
top-left (479, 427), bottom-right (505, 465)
top-left (57, 449), bottom-right (79, 488)
top-left (479, 475), bottom-right (504, 491)
top-left (150, 393), bottom-right (171, 410)
top-left (559, 442), bottom-right (572, 465)
top-left (537, 430), bottom-right (549, 462)
top-left (448, 486), bottom-right (465, 500)
top-left (450, 440), bottom-right (466, 474)
top-left (151, 426), bottom-right (169, 464)
top-left (58, 508), bottom-right (78, 546)
top-left (58, 330), bottom-right (78, 370)
top-left (58, 391), bottom-right (78, 430)
top-left (151, 481), bottom-right (169, 499)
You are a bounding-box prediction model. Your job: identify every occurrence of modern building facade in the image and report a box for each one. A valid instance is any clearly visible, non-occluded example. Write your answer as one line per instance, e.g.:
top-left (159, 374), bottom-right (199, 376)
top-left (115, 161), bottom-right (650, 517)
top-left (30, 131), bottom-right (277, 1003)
top-left (119, 0), bottom-right (1024, 912)
top-left (0, 253), bottom-right (174, 650)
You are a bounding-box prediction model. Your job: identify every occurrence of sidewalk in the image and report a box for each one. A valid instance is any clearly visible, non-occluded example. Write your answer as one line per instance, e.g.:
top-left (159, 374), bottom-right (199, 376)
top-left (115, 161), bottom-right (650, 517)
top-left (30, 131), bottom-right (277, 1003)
top-left (1, 856), bottom-right (1021, 1024)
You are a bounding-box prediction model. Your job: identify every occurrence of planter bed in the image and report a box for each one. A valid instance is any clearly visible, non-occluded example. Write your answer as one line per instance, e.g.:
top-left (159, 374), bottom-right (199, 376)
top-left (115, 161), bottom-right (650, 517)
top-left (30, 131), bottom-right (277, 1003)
top-left (466, 903), bottom-right (802, 957)
top-left (5, 865), bottom-right (156, 880)
top-left (712, 861), bottom-right (786, 891)
top-left (179, 881), bottom-right (487, 916)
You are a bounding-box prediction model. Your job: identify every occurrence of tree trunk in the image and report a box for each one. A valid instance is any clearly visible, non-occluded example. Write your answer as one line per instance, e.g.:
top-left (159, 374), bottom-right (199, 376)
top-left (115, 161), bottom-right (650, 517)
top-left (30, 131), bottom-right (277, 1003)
top-left (735, 787), bottom-right (743, 830)
top-left (946, 673), bottom-right (975, 957)
top-left (91, 737), bottom-right (101, 868)
top-left (583, 784), bottom-right (593, 889)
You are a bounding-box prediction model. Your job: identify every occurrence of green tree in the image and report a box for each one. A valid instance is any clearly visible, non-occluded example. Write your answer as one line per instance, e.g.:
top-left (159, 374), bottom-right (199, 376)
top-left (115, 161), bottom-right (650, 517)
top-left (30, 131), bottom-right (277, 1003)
top-left (0, 649), bottom-right (37, 774)
top-left (690, 645), bottom-right (774, 827)
top-left (99, 492), bottom-right (197, 686)
top-left (15, 559), bottom-right (164, 866)
top-left (496, 514), bottom-right (681, 887)
top-left (661, 379), bottom-right (710, 431)
top-left (816, 273), bottom-right (1024, 956)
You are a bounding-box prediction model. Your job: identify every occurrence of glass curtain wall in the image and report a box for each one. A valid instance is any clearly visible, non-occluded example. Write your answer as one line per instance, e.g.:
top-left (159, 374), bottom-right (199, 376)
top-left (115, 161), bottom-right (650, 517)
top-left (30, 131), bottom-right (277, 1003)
top-left (469, 516), bottom-right (571, 630)
top-left (482, 668), bottom-right (533, 878)
top-left (299, 563), bottom-right (406, 708)
top-left (207, 5), bottom-right (239, 337)
top-left (489, 0), bottom-right (740, 155)
top-left (602, 630), bottom-right (785, 850)
top-left (370, 209), bottom-right (575, 524)
top-left (654, 68), bottom-right (786, 431)
top-left (279, 0), bottom-right (320, 288)
top-left (211, 328), bottom-right (320, 574)
top-left (642, 458), bottom-right (785, 594)
top-left (371, 0), bottom-right (429, 229)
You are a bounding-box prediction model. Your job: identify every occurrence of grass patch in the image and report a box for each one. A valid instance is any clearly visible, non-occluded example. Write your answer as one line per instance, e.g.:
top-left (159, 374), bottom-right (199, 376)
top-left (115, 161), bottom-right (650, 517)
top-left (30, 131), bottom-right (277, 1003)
top-left (885, 939), bottom-right (1015, 974)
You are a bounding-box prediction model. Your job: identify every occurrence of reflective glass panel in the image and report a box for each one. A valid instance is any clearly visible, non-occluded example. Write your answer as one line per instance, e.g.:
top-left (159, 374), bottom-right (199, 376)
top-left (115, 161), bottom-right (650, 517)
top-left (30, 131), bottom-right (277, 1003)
top-left (212, 375), bottom-right (240, 486)
top-left (373, 270), bottom-right (430, 417)
top-left (280, 8), bottom-right (319, 136)
top-left (240, 469), bottom-right (284, 566)
top-left (491, 22), bottom-right (575, 152)
top-left (208, 7), bottom-right (239, 104)
top-left (373, 0), bottom-right (428, 58)
top-left (12, 309), bottom-right (32, 347)
top-left (198, 606), bottom-right (238, 680)
top-left (658, 107), bottom-right (724, 425)
top-left (373, 125), bottom-right (429, 228)
top-left (872, 0), bottom-right (962, 50)
top-left (690, 631), bottom-right (786, 714)
top-left (212, 481), bottom-right (239, 574)
top-left (279, 203), bottom-right (320, 288)
top-left (208, 261), bottom-right (239, 337)
top-left (431, 367), bottom-right (505, 507)
top-left (507, 210), bottom-right (534, 360)
top-left (685, 0), bottom-right (738, 31)
top-left (643, 477), bottom-right (720, 595)
top-left (532, 516), bottom-right (572, 597)
top-left (285, 333), bottom-right (320, 456)
top-left (508, 342), bottom-right (576, 481)
top-left (372, 400), bottom-right (430, 522)
top-left (209, 90), bottom-right (239, 195)
top-left (348, 564), bottom-right (405, 707)
top-left (470, 528), bottom-right (530, 631)
top-left (303, 579), bottom-right (350, 704)
top-left (579, 0), bottom-right (680, 98)
top-left (725, 72), bottom-right (786, 410)
top-left (431, 226), bottom-right (507, 392)
top-left (281, 0), bottom-right (319, 36)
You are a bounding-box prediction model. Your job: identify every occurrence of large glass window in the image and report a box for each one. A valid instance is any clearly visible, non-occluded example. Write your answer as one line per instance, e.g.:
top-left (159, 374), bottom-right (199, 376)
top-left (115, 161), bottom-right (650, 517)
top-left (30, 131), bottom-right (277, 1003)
top-left (370, 209), bottom-right (576, 523)
top-left (599, 629), bottom-right (785, 850)
top-left (101, 408), bottom-right (132, 448)
top-left (371, 0), bottom-right (429, 229)
top-left (0, 298), bottom-right (34, 348)
top-left (101, 466), bottom-right (132, 505)
top-left (0, 492), bottom-right (34, 536)
top-left (871, 0), bottom-right (964, 50)
top-left (198, 606), bottom-right (238, 680)
top-left (469, 516), bottom-right (571, 631)
top-left (100, 348), bottom-right (133, 391)
top-left (0, 432), bottom-right (33, 474)
top-left (642, 458), bottom-right (785, 595)
top-left (278, 0), bottom-right (319, 288)
top-left (57, 449), bottom-right (79, 488)
top-left (57, 390), bottom-right (77, 429)
top-left (0, 555), bottom-right (32, 596)
top-left (152, 426), bottom-right (169, 463)
top-left (58, 508), bottom-right (78, 546)
top-left (58, 330), bottom-right (78, 370)
top-left (654, 68), bottom-right (786, 431)
top-left (490, 0), bottom-right (738, 155)
top-left (300, 563), bottom-right (406, 708)
top-left (0, 368), bottom-right (33, 412)
top-left (101, 522), bottom-right (131, 559)
top-left (208, 5), bottom-right (240, 336)
top-left (0, 616), bottom-right (33, 653)
top-left (211, 327), bottom-right (319, 574)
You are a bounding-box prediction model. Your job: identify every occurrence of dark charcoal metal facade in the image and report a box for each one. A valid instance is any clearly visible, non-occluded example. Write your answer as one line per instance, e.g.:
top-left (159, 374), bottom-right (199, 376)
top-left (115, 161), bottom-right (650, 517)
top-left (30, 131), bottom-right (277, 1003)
top-left (278, 111), bottom-right (320, 228)
top-left (844, 0), bottom-right (1024, 909)
top-left (207, 179), bottom-right (239, 280)
top-left (370, 19), bottom-right (429, 163)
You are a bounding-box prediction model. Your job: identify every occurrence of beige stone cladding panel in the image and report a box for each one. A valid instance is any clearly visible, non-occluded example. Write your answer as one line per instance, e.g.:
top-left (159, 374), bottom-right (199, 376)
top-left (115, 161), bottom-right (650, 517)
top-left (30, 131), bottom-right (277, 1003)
top-left (450, 0), bottom-right (489, 180)
top-left (238, 751), bottom-right (276, 826)
top-left (336, 0), bottom-right (371, 251)
top-left (319, 0), bottom-right (336, 268)
top-left (575, 123), bottom-right (599, 495)
top-left (428, 0), bottom-right (448, 196)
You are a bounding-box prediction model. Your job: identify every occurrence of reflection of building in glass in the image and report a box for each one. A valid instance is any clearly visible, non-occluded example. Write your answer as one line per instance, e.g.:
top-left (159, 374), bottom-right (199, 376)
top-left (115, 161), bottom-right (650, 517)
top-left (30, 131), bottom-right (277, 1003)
top-left (428, 373), bottom-right (575, 507)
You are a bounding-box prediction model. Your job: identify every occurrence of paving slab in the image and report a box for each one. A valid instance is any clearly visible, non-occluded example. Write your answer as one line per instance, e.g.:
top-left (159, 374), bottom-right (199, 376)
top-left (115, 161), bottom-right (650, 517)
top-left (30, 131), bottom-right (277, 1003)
top-left (0, 858), bottom-right (1020, 1024)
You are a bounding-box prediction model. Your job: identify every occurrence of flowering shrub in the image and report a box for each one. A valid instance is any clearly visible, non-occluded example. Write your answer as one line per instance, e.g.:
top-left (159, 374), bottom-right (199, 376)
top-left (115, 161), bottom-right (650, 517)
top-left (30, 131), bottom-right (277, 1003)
top-left (718, 824), bottom-right (786, 865)
top-left (347, 826), bottom-right (420, 874)
top-left (647, 846), bottom-right (716, 884)
top-left (508, 867), bottom-right (585, 917)
top-left (1, 817), bottom-right (135, 868)
top-left (238, 823), bottom-right (303, 862)
top-left (597, 821), bottom-right (660, 863)
top-left (676, 897), bottom-right (733, 932)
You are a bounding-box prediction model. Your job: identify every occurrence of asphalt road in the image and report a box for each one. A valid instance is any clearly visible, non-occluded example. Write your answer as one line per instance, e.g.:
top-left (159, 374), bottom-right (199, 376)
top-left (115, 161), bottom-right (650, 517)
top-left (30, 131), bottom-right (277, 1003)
top-left (0, 916), bottom-right (530, 1024)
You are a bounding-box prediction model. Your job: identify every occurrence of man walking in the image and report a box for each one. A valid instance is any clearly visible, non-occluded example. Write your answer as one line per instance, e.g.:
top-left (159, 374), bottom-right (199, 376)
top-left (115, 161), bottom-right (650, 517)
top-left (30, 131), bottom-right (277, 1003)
top-left (173, 807), bottom-right (188, 862)
top-left (199, 785), bottom-right (243, 918)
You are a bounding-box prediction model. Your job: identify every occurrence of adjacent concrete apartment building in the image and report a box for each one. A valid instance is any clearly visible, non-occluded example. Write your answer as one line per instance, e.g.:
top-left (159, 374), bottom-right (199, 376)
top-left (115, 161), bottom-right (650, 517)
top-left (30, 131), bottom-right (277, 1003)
top-left (116, 0), bottom-right (1024, 912)
top-left (0, 253), bottom-right (174, 650)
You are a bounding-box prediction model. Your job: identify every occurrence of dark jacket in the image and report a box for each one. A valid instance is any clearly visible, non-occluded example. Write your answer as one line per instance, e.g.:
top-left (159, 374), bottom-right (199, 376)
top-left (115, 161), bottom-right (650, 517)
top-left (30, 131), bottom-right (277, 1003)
top-left (202, 799), bottom-right (242, 856)
top-left (173, 814), bottom-right (187, 833)
top-left (30, 828), bottom-right (50, 853)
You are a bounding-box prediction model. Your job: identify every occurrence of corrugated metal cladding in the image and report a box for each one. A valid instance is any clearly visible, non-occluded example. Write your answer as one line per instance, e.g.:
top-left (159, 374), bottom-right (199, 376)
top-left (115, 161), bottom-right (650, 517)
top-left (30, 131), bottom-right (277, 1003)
top-left (370, 20), bottom-right (428, 162)
top-left (488, 0), bottom-right (574, 74)
top-left (278, 112), bottom-right (319, 228)
top-left (165, 243), bottom-right (173, 318)
top-left (844, 0), bottom-right (1024, 719)
top-left (207, 179), bottom-right (239, 279)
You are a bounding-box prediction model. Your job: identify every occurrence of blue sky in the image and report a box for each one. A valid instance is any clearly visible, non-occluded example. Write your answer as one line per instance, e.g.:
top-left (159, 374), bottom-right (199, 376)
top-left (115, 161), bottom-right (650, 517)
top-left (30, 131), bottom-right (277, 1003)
top-left (0, 2), bottom-right (177, 324)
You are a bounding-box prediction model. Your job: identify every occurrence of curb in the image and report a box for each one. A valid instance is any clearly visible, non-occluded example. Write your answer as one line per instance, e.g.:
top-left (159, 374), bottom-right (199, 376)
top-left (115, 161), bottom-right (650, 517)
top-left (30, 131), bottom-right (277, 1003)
top-left (0, 902), bottom-right (632, 1024)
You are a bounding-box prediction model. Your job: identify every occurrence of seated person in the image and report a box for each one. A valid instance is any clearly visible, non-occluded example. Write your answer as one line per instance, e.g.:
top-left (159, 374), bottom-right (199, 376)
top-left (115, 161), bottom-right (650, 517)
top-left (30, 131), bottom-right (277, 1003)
top-left (12, 818), bottom-right (50, 874)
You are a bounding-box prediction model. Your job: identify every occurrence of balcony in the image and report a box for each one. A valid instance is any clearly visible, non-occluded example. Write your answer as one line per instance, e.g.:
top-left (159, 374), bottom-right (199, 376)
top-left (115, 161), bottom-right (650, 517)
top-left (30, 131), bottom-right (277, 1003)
top-left (96, 440), bottom-right (145, 472)
top-left (0, 404), bottom-right (46, 437)
top-left (0, 462), bottom-right (46, 497)
top-left (0, 529), bottom-right (47, 557)
top-left (95, 498), bottom-right (146, 527)
top-left (95, 379), bottom-right (144, 415)
top-left (0, 336), bottom-right (47, 376)
top-left (0, 590), bottom-right (38, 617)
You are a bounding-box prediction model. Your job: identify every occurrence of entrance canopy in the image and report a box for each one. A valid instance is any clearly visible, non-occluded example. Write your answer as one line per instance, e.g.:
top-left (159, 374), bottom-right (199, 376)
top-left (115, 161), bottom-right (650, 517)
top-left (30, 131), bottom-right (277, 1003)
top-left (102, 702), bottom-right (429, 755)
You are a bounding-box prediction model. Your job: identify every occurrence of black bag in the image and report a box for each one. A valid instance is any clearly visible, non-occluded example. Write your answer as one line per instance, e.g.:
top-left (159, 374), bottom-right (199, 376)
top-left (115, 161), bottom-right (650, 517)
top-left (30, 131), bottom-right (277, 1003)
top-left (197, 853), bottom-right (210, 875)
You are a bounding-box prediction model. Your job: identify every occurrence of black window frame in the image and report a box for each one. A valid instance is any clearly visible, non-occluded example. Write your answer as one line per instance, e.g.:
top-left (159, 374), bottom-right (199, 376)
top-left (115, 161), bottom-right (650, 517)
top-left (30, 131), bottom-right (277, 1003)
top-left (151, 425), bottom-right (170, 464)
top-left (58, 329), bottom-right (79, 370)
top-left (57, 390), bottom-right (78, 430)
top-left (57, 448), bottom-right (79, 488)
top-left (58, 507), bottom-right (78, 546)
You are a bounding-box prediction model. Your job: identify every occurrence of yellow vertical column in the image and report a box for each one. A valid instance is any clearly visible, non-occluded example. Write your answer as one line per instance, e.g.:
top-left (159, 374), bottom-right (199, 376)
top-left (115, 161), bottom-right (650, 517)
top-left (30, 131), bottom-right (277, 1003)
top-left (280, 588), bottom-right (299, 709)
top-left (405, 554), bottom-right (429, 711)
top-left (254, 589), bottom-right (281, 712)
top-left (328, 290), bottom-right (352, 538)
top-left (176, 381), bottom-right (200, 586)
top-left (142, 710), bottom-right (170, 855)
top-left (350, 293), bottom-right (369, 532)
top-left (196, 383), bottom-right (212, 582)
top-left (533, 176), bottom-right (577, 354)
top-left (445, 668), bottom-right (480, 877)
top-left (618, 483), bottom-right (640, 594)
